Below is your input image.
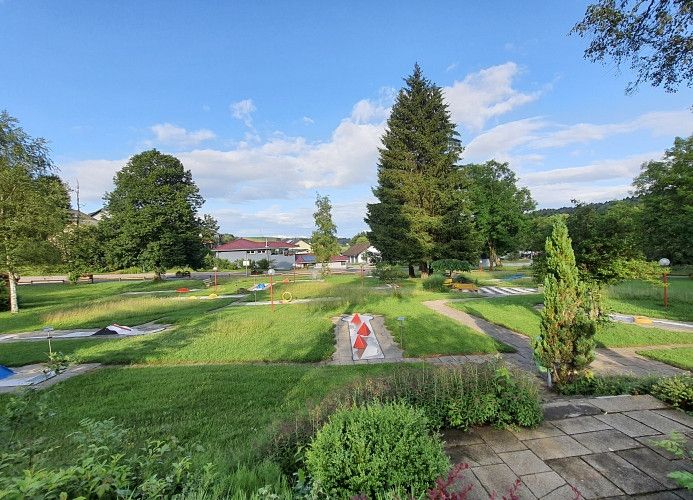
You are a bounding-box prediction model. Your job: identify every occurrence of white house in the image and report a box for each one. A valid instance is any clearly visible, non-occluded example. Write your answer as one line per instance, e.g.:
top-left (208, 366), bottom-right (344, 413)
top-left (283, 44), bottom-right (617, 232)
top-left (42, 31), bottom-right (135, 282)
top-left (342, 242), bottom-right (380, 265)
top-left (213, 238), bottom-right (299, 270)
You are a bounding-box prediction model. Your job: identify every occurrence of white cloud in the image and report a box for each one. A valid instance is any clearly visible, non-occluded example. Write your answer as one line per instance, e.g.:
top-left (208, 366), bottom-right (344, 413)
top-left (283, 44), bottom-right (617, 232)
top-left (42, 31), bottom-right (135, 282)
top-left (465, 117), bottom-right (546, 162)
top-left (149, 123), bottom-right (216, 148)
top-left (446, 62), bottom-right (458, 72)
top-left (302, 116), bottom-right (315, 124)
top-left (230, 99), bottom-right (256, 127)
top-left (443, 62), bottom-right (541, 131)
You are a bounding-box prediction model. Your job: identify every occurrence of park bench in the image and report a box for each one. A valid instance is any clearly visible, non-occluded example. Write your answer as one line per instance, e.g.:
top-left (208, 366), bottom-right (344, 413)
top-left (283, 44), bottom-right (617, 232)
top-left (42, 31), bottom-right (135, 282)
top-left (78, 274), bottom-right (94, 283)
top-left (175, 270), bottom-right (191, 278)
top-left (451, 283), bottom-right (478, 292)
top-left (203, 278), bottom-right (212, 288)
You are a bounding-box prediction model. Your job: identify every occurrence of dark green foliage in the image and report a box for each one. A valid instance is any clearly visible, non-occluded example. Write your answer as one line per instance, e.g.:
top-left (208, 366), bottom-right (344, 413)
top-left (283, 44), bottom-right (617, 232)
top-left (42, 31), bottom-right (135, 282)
top-left (373, 263), bottom-right (408, 285)
top-left (202, 255), bottom-right (241, 270)
top-left (0, 417), bottom-right (215, 498)
top-left (431, 259), bottom-right (472, 275)
top-left (556, 373), bottom-right (692, 412)
top-left (651, 375), bottom-right (693, 411)
top-left (533, 219), bottom-right (597, 384)
top-left (101, 150), bottom-right (206, 277)
top-left (305, 402), bottom-right (449, 497)
top-left (268, 363), bottom-right (542, 476)
top-left (634, 135), bottom-right (693, 265)
top-left (463, 160), bottom-right (535, 270)
top-left (366, 64), bottom-right (479, 271)
top-left (422, 274), bottom-right (447, 292)
top-left (60, 224), bottom-right (108, 280)
top-left (311, 193), bottom-right (340, 268)
top-left (572, 0), bottom-right (692, 93)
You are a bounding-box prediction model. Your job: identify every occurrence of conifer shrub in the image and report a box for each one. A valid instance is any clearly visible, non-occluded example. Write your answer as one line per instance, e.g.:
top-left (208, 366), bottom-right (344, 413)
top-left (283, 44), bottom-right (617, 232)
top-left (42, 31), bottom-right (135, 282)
top-left (422, 273), bottom-right (447, 292)
top-left (533, 219), bottom-right (597, 384)
top-left (305, 402), bottom-right (449, 497)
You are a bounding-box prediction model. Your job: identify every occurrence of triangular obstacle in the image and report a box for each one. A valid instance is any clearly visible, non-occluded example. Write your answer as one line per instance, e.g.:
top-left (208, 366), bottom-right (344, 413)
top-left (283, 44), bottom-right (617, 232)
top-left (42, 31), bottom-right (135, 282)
top-left (0, 365), bottom-right (14, 380)
top-left (357, 322), bottom-right (370, 336)
top-left (353, 335), bottom-right (367, 349)
top-left (351, 313), bottom-right (361, 325)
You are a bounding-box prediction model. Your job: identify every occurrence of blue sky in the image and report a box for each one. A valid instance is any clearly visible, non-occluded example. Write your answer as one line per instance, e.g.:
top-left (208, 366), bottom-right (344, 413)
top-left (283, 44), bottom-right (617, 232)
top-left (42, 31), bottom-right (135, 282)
top-left (2, 1), bottom-right (691, 237)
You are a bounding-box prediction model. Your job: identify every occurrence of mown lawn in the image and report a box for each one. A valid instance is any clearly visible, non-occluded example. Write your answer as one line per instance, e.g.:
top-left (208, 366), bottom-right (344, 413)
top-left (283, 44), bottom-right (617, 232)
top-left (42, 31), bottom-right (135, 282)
top-left (0, 363), bottom-right (409, 492)
top-left (605, 278), bottom-right (693, 322)
top-left (452, 295), bottom-right (693, 348)
top-left (636, 347), bottom-right (693, 371)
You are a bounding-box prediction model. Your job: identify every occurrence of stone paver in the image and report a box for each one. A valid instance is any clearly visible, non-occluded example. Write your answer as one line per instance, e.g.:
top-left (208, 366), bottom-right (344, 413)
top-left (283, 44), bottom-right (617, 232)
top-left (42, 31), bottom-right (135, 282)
top-left (520, 471), bottom-right (566, 498)
top-left (594, 412), bottom-right (660, 437)
top-left (552, 415), bottom-right (612, 434)
top-left (625, 410), bottom-right (693, 434)
top-left (546, 457), bottom-right (623, 499)
top-left (636, 434), bottom-right (693, 460)
top-left (471, 464), bottom-right (535, 499)
top-left (476, 427), bottom-right (527, 453)
top-left (510, 421), bottom-right (565, 441)
top-left (524, 435), bottom-right (591, 460)
top-left (543, 400), bottom-right (603, 420)
top-left (542, 484), bottom-right (581, 500)
top-left (583, 452), bottom-right (666, 495)
top-left (654, 409), bottom-right (693, 429)
top-left (571, 429), bottom-right (640, 453)
top-left (441, 428), bottom-right (484, 446)
top-left (499, 450), bottom-right (551, 475)
top-left (587, 394), bottom-right (668, 412)
top-left (448, 444), bottom-right (502, 466)
top-left (618, 446), bottom-right (693, 490)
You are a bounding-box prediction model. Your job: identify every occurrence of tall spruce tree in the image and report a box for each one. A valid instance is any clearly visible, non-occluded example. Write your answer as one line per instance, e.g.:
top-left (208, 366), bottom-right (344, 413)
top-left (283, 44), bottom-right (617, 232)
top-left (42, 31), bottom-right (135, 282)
top-left (533, 219), bottom-right (596, 385)
top-left (366, 64), bottom-right (477, 276)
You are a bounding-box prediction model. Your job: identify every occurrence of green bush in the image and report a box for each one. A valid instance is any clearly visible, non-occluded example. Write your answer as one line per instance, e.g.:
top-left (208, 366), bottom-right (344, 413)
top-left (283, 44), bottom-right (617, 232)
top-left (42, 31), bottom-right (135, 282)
top-left (373, 263), bottom-right (408, 285)
top-left (0, 278), bottom-right (8, 312)
top-left (651, 375), bottom-right (693, 411)
top-left (268, 362), bottom-right (542, 476)
top-left (422, 274), bottom-right (447, 292)
top-left (305, 402), bottom-right (449, 497)
top-left (202, 254), bottom-right (239, 271)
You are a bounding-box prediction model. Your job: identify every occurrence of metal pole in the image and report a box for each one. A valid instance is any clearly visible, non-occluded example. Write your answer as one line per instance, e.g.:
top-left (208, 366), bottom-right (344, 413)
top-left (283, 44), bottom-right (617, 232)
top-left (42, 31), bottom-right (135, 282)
top-left (270, 273), bottom-right (274, 311)
top-left (663, 272), bottom-right (669, 308)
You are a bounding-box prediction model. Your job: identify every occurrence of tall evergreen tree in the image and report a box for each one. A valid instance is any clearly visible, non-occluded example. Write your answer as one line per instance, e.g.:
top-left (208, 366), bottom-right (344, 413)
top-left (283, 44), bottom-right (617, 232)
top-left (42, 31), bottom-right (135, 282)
top-left (102, 150), bottom-right (206, 278)
top-left (366, 64), bottom-right (477, 276)
top-left (311, 193), bottom-right (340, 272)
top-left (533, 219), bottom-right (596, 385)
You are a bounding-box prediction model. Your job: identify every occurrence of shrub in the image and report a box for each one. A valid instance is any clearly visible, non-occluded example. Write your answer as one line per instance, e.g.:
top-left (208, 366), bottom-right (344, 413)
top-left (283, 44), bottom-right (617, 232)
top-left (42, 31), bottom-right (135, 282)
top-left (651, 375), bottom-right (693, 411)
top-left (305, 402), bottom-right (449, 497)
top-left (202, 254), bottom-right (239, 271)
top-left (431, 259), bottom-right (472, 275)
top-left (422, 274), bottom-right (447, 292)
top-left (373, 263), bottom-right (408, 285)
top-left (268, 362), bottom-right (542, 476)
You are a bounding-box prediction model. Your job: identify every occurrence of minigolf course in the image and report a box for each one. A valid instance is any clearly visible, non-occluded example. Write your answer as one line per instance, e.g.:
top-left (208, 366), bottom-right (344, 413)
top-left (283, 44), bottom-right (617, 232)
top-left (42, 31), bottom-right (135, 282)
top-left (342, 313), bottom-right (384, 361)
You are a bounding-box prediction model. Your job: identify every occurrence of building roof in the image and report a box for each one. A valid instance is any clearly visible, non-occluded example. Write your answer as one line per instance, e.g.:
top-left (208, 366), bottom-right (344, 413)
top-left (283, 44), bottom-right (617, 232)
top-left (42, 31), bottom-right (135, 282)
top-left (295, 254), bottom-right (317, 264)
top-left (330, 255), bottom-right (348, 262)
top-left (213, 238), bottom-right (298, 252)
top-left (342, 242), bottom-right (370, 257)
top-left (68, 209), bottom-right (98, 225)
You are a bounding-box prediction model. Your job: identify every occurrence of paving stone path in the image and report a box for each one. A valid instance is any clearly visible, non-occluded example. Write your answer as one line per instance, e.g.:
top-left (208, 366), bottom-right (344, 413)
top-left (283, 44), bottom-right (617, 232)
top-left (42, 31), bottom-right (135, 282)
top-left (443, 395), bottom-right (693, 499)
top-left (422, 300), bottom-right (690, 377)
top-left (477, 286), bottom-right (539, 297)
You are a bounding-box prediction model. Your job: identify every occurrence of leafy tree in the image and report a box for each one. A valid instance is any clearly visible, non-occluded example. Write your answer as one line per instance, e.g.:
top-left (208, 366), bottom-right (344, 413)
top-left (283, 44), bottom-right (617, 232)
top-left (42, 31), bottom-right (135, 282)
top-left (311, 193), bottom-right (340, 272)
top-left (634, 135), bottom-right (693, 264)
top-left (533, 219), bottom-right (597, 385)
top-left (464, 160), bottom-right (535, 270)
top-left (0, 111), bottom-right (69, 312)
top-left (572, 0), bottom-right (693, 93)
top-left (59, 224), bottom-right (108, 281)
top-left (101, 150), bottom-right (206, 278)
top-left (431, 259), bottom-right (472, 276)
top-left (199, 214), bottom-right (220, 248)
top-left (566, 200), bottom-right (646, 284)
top-left (349, 231), bottom-right (369, 246)
top-left (366, 64), bottom-right (478, 276)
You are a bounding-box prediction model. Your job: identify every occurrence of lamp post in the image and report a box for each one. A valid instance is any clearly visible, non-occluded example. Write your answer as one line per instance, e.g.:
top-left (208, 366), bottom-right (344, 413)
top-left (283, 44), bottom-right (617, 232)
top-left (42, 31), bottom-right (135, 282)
top-left (212, 266), bottom-right (218, 291)
top-left (44, 326), bottom-right (54, 356)
top-left (659, 258), bottom-right (670, 308)
top-left (268, 268), bottom-right (276, 311)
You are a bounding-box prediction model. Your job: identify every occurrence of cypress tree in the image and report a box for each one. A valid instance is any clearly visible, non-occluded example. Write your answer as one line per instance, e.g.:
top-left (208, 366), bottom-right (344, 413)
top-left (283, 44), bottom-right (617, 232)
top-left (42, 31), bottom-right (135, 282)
top-left (366, 64), bottom-right (477, 276)
top-left (533, 219), bottom-right (596, 384)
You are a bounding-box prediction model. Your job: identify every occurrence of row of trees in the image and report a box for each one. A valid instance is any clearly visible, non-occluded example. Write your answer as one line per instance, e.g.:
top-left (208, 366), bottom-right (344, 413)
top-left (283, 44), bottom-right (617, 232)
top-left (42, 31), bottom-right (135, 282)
top-left (366, 65), bottom-right (691, 281)
top-left (366, 65), bottom-right (533, 276)
top-left (1, 111), bottom-right (219, 312)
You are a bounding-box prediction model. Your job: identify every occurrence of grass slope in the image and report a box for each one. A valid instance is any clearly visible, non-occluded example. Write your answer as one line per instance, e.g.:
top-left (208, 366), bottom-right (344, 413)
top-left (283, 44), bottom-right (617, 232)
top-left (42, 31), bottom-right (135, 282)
top-left (453, 295), bottom-right (693, 348)
top-left (605, 278), bottom-right (693, 322)
top-left (636, 347), bottom-right (693, 371)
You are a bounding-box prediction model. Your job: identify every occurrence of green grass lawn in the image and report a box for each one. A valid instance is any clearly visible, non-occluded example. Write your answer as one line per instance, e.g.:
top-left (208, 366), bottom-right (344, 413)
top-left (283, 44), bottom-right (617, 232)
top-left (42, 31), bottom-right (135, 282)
top-left (0, 363), bottom-right (408, 492)
top-left (605, 278), bottom-right (693, 322)
top-left (452, 294), bottom-right (693, 348)
top-left (636, 347), bottom-right (693, 371)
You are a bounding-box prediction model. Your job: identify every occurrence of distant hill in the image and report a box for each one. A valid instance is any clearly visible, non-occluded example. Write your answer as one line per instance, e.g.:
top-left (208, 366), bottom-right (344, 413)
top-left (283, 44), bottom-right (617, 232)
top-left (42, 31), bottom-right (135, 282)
top-left (532, 196), bottom-right (640, 217)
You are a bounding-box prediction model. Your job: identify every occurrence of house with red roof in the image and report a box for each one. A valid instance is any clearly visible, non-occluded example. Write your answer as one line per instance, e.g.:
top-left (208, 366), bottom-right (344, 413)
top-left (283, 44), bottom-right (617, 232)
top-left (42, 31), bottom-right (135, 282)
top-left (213, 238), bottom-right (299, 270)
top-left (294, 254), bottom-right (348, 269)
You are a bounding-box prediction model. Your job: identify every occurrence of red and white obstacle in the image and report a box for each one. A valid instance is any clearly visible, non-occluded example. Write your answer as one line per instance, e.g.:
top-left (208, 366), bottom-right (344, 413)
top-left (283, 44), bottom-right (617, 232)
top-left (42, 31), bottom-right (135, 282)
top-left (342, 313), bottom-right (384, 361)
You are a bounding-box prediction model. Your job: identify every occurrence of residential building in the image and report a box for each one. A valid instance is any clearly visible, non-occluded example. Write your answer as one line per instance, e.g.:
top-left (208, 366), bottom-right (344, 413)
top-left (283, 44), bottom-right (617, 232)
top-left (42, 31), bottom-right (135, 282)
top-left (284, 238), bottom-right (312, 254)
top-left (342, 242), bottom-right (380, 265)
top-left (213, 238), bottom-right (299, 270)
top-left (294, 254), bottom-right (347, 269)
top-left (68, 209), bottom-right (98, 226)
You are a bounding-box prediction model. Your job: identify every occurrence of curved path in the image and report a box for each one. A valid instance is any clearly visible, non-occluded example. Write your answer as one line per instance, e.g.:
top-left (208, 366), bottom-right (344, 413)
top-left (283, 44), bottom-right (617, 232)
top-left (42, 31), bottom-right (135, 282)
top-left (422, 300), bottom-right (689, 378)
